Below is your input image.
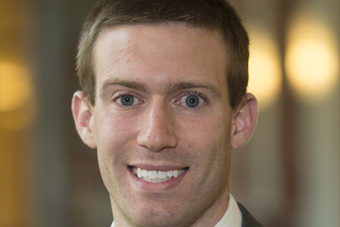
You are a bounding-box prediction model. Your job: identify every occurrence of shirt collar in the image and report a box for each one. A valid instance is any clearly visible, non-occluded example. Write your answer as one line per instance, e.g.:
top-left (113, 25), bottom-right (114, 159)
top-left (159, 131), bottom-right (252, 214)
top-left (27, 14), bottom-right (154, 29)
top-left (110, 194), bottom-right (242, 227)
top-left (214, 194), bottom-right (242, 227)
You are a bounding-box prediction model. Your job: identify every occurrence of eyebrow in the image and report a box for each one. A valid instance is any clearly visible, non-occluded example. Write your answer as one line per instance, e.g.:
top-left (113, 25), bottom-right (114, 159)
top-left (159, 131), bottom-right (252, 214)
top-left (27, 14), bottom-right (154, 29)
top-left (100, 78), bottom-right (222, 98)
top-left (166, 81), bottom-right (222, 98)
top-left (100, 78), bottom-right (147, 96)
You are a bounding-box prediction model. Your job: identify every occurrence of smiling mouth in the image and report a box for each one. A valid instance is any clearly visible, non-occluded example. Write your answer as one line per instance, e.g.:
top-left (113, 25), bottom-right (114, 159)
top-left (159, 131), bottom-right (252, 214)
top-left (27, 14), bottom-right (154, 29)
top-left (129, 166), bottom-right (188, 183)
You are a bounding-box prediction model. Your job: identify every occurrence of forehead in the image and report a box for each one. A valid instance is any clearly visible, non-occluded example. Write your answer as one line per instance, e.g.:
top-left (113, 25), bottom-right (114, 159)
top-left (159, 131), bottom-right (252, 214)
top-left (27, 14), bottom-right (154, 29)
top-left (93, 24), bottom-right (228, 94)
top-left (95, 23), bottom-right (224, 52)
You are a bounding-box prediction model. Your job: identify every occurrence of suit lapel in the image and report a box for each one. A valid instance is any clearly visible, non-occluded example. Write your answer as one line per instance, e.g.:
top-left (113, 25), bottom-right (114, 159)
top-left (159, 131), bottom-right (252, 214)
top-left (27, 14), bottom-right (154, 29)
top-left (237, 202), bottom-right (264, 227)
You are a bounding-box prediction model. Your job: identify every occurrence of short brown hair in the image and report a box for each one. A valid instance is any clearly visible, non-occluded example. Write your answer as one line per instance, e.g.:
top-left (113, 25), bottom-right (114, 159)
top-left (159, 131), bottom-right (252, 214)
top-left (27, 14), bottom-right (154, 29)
top-left (77, 0), bottom-right (249, 108)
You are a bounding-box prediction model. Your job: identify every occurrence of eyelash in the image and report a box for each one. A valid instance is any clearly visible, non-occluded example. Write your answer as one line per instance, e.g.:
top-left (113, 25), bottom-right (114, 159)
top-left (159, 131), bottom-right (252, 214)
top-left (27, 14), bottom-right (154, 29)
top-left (111, 91), bottom-right (144, 108)
top-left (111, 91), bottom-right (208, 110)
top-left (175, 91), bottom-right (208, 110)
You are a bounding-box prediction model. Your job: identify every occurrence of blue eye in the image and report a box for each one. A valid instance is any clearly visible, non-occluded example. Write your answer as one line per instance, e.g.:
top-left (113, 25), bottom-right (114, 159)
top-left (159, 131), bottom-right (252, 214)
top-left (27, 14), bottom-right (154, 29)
top-left (185, 95), bottom-right (200, 108)
top-left (120, 95), bottom-right (135, 106)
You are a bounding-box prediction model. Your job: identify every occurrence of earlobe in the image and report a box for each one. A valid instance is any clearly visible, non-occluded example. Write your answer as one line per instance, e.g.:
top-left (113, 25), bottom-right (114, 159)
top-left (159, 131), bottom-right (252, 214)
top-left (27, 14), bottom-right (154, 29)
top-left (72, 91), bottom-right (97, 149)
top-left (230, 93), bottom-right (258, 150)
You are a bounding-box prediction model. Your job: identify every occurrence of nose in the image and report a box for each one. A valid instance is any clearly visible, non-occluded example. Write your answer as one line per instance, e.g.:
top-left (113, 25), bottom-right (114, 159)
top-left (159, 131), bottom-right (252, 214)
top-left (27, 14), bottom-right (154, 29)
top-left (137, 100), bottom-right (178, 152)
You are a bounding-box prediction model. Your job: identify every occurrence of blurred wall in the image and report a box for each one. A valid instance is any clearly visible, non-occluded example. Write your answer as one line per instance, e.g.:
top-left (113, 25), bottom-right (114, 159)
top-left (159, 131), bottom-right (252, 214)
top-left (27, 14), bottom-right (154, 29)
top-left (0, 0), bottom-right (338, 226)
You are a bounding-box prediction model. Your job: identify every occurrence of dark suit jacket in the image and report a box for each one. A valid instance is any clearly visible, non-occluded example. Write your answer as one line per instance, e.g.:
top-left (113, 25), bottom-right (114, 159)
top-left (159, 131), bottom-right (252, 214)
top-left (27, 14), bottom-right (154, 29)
top-left (237, 203), bottom-right (264, 227)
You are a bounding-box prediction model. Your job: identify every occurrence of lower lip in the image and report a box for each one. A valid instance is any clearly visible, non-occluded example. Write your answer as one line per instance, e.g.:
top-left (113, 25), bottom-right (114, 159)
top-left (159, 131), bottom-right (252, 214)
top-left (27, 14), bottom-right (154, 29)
top-left (128, 168), bottom-right (188, 192)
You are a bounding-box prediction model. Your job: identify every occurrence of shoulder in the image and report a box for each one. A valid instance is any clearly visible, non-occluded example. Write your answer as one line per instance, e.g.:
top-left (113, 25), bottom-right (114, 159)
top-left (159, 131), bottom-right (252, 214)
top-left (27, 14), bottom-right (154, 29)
top-left (237, 202), bottom-right (264, 227)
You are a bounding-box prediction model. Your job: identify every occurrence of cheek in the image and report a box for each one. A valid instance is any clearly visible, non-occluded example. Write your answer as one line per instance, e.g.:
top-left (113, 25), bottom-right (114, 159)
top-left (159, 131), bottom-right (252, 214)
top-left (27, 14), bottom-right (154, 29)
top-left (190, 114), bottom-right (231, 165)
top-left (95, 113), bottom-right (137, 164)
top-left (95, 114), bottom-right (137, 190)
top-left (183, 114), bottom-right (231, 151)
top-left (183, 115), bottom-right (231, 196)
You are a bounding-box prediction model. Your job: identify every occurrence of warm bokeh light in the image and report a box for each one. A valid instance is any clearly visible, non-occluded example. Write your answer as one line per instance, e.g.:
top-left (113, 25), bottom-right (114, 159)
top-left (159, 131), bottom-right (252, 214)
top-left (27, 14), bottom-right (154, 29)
top-left (285, 19), bottom-right (339, 102)
top-left (0, 62), bottom-right (36, 130)
top-left (0, 62), bottom-right (33, 111)
top-left (248, 31), bottom-right (282, 109)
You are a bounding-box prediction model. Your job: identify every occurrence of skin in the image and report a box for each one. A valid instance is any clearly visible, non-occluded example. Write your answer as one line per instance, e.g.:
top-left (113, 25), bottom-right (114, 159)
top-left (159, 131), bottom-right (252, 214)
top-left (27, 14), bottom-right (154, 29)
top-left (72, 23), bottom-right (258, 227)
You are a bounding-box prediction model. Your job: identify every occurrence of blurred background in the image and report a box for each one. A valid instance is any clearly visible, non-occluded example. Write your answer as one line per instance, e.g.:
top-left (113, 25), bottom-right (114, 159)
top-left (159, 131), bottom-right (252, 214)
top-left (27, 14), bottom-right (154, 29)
top-left (0, 0), bottom-right (338, 226)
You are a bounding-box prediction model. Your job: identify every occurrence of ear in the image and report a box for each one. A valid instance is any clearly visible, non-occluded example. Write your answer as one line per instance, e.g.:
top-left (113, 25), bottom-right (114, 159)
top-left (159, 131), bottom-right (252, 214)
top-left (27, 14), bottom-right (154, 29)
top-left (72, 91), bottom-right (97, 149)
top-left (230, 93), bottom-right (258, 150)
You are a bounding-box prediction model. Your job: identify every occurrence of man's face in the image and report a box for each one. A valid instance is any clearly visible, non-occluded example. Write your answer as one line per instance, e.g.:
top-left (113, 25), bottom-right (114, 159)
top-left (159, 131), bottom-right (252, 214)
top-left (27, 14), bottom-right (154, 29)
top-left (91, 24), bottom-right (234, 227)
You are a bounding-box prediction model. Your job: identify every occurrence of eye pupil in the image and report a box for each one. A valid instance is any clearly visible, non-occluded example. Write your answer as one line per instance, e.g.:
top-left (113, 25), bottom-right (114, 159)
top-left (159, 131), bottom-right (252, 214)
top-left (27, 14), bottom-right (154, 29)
top-left (121, 95), bottom-right (134, 106)
top-left (185, 95), bottom-right (199, 108)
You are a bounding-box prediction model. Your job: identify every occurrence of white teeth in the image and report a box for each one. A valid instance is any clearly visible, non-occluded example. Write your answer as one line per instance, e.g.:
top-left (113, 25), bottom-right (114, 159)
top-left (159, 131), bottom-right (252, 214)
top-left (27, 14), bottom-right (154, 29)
top-left (144, 177), bottom-right (152, 182)
top-left (132, 167), bottom-right (187, 183)
top-left (142, 169), bottom-right (148, 178)
top-left (158, 171), bottom-right (167, 178)
top-left (149, 171), bottom-right (158, 179)
top-left (173, 170), bottom-right (179, 177)
top-left (138, 168), bottom-right (142, 178)
top-left (167, 171), bottom-right (173, 178)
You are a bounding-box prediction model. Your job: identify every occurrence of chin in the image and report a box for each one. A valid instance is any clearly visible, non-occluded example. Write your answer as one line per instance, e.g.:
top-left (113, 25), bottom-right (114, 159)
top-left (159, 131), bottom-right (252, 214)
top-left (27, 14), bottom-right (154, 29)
top-left (126, 203), bottom-right (193, 227)
top-left (132, 216), bottom-right (185, 227)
